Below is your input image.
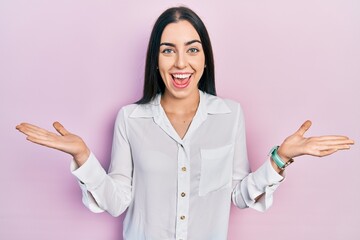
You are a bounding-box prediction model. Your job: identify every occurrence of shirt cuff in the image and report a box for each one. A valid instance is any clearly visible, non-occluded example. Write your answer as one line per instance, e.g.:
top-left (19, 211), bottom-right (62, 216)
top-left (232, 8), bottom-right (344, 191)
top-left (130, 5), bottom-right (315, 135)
top-left (238, 159), bottom-right (285, 212)
top-left (71, 152), bottom-right (107, 191)
top-left (252, 158), bottom-right (284, 187)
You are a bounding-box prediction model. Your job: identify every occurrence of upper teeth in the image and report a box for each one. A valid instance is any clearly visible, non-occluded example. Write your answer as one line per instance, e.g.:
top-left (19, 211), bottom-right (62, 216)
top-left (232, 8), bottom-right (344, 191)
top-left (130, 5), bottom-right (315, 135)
top-left (173, 74), bottom-right (191, 79)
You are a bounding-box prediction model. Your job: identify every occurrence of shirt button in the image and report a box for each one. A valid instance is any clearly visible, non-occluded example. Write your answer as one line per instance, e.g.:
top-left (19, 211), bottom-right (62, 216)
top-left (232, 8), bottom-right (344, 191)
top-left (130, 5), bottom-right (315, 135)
top-left (181, 167), bottom-right (187, 172)
top-left (181, 192), bottom-right (186, 197)
top-left (180, 215), bottom-right (186, 220)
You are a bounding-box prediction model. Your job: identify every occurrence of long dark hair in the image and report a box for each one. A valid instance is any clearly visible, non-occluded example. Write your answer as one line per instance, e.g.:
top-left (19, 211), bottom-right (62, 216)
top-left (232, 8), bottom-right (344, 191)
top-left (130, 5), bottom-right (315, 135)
top-left (136, 6), bottom-right (216, 104)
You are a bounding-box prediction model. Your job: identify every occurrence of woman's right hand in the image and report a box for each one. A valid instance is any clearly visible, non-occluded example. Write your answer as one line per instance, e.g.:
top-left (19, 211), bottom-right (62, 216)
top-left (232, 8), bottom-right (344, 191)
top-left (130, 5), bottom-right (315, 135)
top-left (16, 122), bottom-right (90, 166)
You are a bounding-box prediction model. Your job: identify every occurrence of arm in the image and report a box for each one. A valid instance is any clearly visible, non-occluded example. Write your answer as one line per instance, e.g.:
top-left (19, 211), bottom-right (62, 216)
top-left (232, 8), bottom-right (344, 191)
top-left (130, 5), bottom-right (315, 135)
top-left (231, 106), bottom-right (354, 212)
top-left (16, 109), bottom-right (133, 216)
top-left (71, 108), bottom-right (133, 216)
top-left (231, 104), bottom-right (284, 212)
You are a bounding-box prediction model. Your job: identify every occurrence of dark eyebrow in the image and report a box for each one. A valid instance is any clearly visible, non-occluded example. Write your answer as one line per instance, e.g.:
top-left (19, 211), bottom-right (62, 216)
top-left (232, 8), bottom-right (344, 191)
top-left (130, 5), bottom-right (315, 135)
top-left (185, 39), bottom-right (202, 46)
top-left (160, 40), bottom-right (202, 47)
top-left (160, 42), bottom-right (176, 47)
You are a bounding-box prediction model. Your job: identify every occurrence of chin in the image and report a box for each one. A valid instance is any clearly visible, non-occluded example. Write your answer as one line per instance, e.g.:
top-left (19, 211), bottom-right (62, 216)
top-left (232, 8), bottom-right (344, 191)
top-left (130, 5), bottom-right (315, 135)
top-left (166, 86), bottom-right (199, 100)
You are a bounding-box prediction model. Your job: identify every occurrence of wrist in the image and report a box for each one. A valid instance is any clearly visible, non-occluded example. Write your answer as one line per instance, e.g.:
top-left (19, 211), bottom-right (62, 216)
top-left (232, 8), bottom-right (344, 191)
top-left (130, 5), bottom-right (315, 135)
top-left (277, 146), bottom-right (292, 163)
top-left (269, 146), bottom-right (294, 171)
top-left (74, 147), bottom-right (90, 167)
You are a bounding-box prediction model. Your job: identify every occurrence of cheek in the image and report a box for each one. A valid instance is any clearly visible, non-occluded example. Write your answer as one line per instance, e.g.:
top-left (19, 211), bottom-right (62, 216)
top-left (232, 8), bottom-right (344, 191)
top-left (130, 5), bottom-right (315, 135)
top-left (190, 54), bottom-right (205, 68)
top-left (190, 59), bottom-right (205, 74)
top-left (158, 56), bottom-right (174, 69)
top-left (193, 57), bottom-right (206, 82)
top-left (158, 58), bottom-right (170, 80)
top-left (159, 71), bottom-right (168, 85)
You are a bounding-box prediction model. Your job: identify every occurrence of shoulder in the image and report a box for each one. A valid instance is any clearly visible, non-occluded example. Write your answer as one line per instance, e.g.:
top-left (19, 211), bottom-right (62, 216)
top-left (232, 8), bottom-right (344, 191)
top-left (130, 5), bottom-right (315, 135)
top-left (116, 100), bottom-right (159, 120)
top-left (116, 104), bottom-right (138, 118)
top-left (203, 92), bottom-right (243, 115)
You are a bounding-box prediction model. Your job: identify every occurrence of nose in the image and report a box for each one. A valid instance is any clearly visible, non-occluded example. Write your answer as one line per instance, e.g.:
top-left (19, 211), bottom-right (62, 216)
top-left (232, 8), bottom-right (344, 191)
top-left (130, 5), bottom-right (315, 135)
top-left (174, 52), bottom-right (187, 69)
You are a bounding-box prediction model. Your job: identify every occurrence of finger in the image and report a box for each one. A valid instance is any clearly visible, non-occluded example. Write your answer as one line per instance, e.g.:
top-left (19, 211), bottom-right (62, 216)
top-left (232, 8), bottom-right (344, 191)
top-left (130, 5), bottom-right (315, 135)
top-left (26, 129), bottom-right (61, 143)
top-left (18, 127), bottom-right (46, 138)
top-left (308, 142), bottom-right (353, 157)
top-left (315, 144), bottom-right (352, 152)
top-left (16, 125), bottom-right (44, 137)
top-left (16, 123), bottom-right (49, 135)
top-left (312, 136), bottom-right (354, 143)
top-left (316, 139), bottom-right (355, 146)
top-left (26, 135), bottom-right (60, 150)
top-left (53, 122), bottom-right (70, 136)
top-left (318, 149), bottom-right (338, 157)
top-left (296, 120), bottom-right (312, 136)
top-left (16, 123), bottom-right (58, 139)
top-left (318, 145), bottom-right (351, 157)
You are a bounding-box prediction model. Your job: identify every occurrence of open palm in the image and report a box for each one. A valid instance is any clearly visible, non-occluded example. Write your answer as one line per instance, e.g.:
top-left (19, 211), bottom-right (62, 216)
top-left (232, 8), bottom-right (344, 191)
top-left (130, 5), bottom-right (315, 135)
top-left (16, 122), bottom-right (90, 166)
top-left (278, 120), bottom-right (354, 162)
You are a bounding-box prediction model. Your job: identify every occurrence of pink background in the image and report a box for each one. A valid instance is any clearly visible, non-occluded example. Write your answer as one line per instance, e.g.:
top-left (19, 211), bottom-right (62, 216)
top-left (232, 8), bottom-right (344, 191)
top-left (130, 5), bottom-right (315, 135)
top-left (1, 0), bottom-right (359, 239)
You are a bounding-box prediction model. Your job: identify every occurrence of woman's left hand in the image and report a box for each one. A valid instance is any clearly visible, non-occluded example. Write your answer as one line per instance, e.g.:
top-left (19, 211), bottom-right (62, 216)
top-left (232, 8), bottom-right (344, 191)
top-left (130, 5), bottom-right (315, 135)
top-left (277, 120), bottom-right (355, 162)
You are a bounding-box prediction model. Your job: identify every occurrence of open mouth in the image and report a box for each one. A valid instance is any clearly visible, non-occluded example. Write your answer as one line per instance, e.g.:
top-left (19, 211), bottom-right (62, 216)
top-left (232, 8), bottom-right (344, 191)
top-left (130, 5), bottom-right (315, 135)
top-left (171, 73), bottom-right (192, 89)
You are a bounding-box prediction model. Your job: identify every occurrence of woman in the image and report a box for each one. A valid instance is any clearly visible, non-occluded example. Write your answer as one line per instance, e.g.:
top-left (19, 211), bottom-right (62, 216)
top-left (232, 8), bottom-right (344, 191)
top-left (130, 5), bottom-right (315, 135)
top-left (16, 6), bottom-right (354, 240)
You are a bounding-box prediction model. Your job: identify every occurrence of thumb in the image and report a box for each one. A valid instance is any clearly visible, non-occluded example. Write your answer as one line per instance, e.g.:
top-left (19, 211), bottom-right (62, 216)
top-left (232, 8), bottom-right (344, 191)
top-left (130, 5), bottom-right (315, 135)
top-left (295, 120), bottom-right (312, 136)
top-left (53, 121), bottom-right (70, 136)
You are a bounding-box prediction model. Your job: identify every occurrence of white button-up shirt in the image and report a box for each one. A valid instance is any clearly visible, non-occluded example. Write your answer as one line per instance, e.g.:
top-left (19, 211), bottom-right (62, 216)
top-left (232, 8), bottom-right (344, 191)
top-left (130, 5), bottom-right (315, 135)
top-left (72, 91), bottom-right (284, 240)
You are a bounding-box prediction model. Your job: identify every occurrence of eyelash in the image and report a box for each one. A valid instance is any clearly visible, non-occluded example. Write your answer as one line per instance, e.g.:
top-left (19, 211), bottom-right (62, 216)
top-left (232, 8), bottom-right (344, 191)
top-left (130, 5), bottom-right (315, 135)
top-left (161, 49), bottom-right (175, 54)
top-left (188, 48), bottom-right (199, 53)
top-left (161, 48), bottom-right (200, 54)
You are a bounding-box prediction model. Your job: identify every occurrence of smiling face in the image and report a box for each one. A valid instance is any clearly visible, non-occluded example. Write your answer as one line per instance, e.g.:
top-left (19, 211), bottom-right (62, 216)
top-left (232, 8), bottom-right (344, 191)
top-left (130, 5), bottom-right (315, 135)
top-left (158, 20), bottom-right (206, 101)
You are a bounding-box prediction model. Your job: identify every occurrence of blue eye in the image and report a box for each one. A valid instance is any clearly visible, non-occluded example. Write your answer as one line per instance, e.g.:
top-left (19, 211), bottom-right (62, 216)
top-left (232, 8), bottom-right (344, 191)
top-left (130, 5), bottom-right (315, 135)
top-left (161, 49), bottom-right (175, 54)
top-left (188, 48), bottom-right (199, 53)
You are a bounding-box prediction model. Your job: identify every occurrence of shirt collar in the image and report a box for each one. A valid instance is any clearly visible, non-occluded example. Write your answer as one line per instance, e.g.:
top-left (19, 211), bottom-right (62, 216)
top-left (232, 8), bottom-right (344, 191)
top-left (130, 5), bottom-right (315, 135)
top-left (129, 90), bottom-right (231, 118)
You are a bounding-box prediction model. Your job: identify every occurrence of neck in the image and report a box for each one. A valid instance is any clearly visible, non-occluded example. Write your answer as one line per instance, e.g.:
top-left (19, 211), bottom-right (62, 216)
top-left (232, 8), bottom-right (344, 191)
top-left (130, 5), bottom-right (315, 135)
top-left (161, 90), bottom-right (200, 114)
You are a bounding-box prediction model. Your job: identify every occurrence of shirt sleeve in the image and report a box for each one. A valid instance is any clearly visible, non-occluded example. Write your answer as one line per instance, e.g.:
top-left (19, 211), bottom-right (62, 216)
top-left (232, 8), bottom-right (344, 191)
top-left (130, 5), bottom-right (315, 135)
top-left (231, 104), bottom-right (284, 212)
top-left (71, 108), bottom-right (133, 217)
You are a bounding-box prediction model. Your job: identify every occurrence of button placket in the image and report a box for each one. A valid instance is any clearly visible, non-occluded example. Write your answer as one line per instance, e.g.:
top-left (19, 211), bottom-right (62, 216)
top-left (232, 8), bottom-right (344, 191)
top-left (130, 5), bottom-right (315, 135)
top-left (175, 142), bottom-right (190, 240)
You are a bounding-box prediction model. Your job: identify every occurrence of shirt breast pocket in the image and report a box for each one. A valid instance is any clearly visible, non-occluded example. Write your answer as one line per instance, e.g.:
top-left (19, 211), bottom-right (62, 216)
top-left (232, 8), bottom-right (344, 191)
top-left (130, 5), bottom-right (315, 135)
top-left (199, 144), bottom-right (234, 196)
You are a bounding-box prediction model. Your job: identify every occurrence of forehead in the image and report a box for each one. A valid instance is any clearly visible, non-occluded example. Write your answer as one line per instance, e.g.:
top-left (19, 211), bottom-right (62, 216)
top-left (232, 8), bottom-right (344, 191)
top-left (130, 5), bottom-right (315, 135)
top-left (160, 20), bottom-right (201, 43)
